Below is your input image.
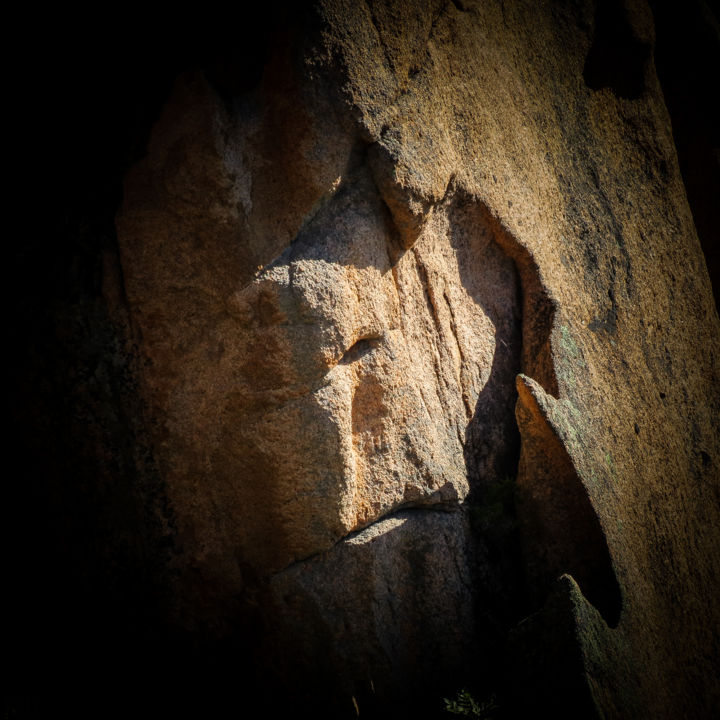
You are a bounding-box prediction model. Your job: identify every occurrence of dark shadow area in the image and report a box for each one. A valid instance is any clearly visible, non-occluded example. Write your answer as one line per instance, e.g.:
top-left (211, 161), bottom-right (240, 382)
top-left (447, 195), bottom-right (527, 630)
top-left (583, 0), bottom-right (651, 99)
top-left (515, 380), bottom-right (622, 628)
top-left (449, 195), bottom-right (523, 491)
top-left (449, 193), bottom-right (621, 717)
top-left (471, 201), bottom-right (620, 628)
top-left (503, 575), bottom-right (608, 720)
top-left (650, 0), bottom-right (720, 311)
top-left (262, 506), bottom-right (483, 720)
top-left (10, 8), bottom-right (306, 719)
top-left (474, 204), bottom-right (559, 399)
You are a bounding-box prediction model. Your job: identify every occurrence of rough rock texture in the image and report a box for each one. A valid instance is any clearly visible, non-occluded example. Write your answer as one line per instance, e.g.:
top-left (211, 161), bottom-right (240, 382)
top-left (651, 0), bottom-right (720, 308)
top-left (110, 1), bottom-right (720, 716)
top-left (266, 509), bottom-right (481, 716)
top-left (12, 1), bottom-right (720, 718)
top-left (117, 90), bottom-right (523, 573)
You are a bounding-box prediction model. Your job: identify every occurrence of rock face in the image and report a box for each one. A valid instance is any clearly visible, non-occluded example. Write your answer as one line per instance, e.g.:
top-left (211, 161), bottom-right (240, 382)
top-left (117, 86), bottom-right (523, 572)
top-left (267, 509), bottom-right (481, 715)
top-left (116, 62), bottom-right (527, 708)
top-left (17, 0), bottom-right (718, 718)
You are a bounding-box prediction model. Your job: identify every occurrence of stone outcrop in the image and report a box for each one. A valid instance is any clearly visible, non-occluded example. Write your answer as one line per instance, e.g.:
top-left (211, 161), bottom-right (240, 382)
top-left (111, 0), bottom-right (720, 716)
top-left (12, 1), bottom-right (719, 718)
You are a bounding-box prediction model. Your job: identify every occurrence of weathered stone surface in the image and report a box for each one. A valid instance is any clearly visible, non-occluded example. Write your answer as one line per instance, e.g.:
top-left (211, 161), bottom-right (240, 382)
top-left (117, 70), bottom-right (523, 581)
top-left (73, 0), bottom-right (720, 716)
top-left (265, 508), bottom-right (481, 715)
top-left (506, 574), bottom-right (644, 718)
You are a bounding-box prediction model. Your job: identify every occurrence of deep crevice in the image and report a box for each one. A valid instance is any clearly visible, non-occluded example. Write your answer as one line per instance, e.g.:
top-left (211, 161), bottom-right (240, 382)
top-left (453, 191), bottom-right (621, 629)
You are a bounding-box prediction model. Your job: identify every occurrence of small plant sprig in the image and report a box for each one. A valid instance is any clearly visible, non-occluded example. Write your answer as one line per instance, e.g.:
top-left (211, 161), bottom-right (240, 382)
top-left (444, 689), bottom-right (498, 718)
